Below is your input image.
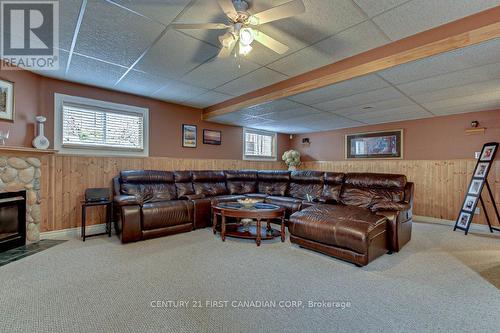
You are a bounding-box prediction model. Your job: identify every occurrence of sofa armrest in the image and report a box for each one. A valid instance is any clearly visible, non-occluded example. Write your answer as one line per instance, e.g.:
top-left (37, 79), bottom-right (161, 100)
top-left (114, 194), bottom-right (142, 206)
top-left (190, 198), bottom-right (212, 229)
top-left (370, 200), bottom-right (410, 213)
top-left (118, 205), bottom-right (142, 243)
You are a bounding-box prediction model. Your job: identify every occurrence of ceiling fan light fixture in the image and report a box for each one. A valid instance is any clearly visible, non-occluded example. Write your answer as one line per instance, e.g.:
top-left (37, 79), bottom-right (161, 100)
top-left (239, 27), bottom-right (254, 46)
top-left (239, 42), bottom-right (252, 55)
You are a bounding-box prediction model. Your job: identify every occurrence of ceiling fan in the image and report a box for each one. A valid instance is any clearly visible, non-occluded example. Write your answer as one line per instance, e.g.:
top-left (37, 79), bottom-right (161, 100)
top-left (172, 0), bottom-right (305, 57)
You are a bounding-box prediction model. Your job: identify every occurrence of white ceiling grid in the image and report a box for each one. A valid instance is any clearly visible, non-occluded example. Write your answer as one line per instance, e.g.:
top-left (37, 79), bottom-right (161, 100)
top-left (19, 0), bottom-right (500, 133)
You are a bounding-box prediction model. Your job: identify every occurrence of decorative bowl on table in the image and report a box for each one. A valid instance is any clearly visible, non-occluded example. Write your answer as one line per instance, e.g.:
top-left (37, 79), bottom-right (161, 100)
top-left (237, 198), bottom-right (263, 208)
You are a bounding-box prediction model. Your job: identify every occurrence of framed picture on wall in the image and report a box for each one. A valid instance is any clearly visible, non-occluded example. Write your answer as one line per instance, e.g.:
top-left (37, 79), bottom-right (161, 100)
top-left (182, 124), bottom-right (197, 148)
top-left (0, 79), bottom-right (14, 121)
top-left (203, 129), bottom-right (221, 145)
top-left (345, 129), bottom-right (403, 159)
top-left (473, 162), bottom-right (489, 178)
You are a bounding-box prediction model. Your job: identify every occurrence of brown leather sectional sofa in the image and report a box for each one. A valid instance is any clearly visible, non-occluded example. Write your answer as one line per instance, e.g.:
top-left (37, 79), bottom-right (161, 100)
top-left (113, 170), bottom-right (414, 266)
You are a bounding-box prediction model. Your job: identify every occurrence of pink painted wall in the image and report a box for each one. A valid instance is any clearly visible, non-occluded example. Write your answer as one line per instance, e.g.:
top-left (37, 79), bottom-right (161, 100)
top-left (291, 109), bottom-right (500, 161)
top-left (0, 68), bottom-right (290, 159)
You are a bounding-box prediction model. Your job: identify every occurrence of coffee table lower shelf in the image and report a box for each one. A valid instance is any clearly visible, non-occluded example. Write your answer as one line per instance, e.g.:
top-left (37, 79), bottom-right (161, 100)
top-left (224, 225), bottom-right (281, 240)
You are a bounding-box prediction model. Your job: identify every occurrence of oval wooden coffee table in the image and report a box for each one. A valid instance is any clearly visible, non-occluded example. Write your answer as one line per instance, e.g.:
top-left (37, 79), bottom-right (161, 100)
top-left (212, 202), bottom-right (285, 246)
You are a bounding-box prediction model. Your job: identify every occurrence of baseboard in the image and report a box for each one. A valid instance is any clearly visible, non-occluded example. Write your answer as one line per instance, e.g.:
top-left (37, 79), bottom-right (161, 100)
top-left (413, 215), bottom-right (493, 232)
top-left (41, 223), bottom-right (108, 240)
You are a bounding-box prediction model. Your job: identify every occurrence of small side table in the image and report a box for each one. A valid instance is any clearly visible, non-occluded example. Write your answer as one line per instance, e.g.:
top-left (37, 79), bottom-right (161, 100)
top-left (81, 200), bottom-right (113, 242)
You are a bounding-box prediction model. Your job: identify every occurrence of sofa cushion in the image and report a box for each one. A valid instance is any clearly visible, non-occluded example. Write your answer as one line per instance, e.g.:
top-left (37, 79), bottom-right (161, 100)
top-left (192, 171), bottom-right (228, 197)
top-left (321, 172), bottom-right (345, 203)
top-left (174, 171), bottom-right (194, 198)
top-left (120, 170), bottom-right (177, 202)
top-left (264, 196), bottom-right (302, 219)
top-left (289, 170), bottom-right (324, 200)
top-left (340, 173), bottom-right (407, 209)
top-left (258, 170), bottom-right (290, 196)
top-left (288, 205), bottom-right (387, 254)
top-left (225, 170), bottom-right (258, 195)
top-left (142, 200), bottom-right (193, 230)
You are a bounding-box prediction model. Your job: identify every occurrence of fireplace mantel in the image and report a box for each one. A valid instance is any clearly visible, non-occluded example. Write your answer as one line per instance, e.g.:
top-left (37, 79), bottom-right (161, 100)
top-left (0, 146), bottom-right (57, 155)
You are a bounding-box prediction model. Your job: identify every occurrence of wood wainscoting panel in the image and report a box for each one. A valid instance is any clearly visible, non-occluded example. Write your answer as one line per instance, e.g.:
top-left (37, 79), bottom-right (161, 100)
top-left (39, 155), bottom-right (284, 232)
top-left (301, 160), bottom-right (499, 225)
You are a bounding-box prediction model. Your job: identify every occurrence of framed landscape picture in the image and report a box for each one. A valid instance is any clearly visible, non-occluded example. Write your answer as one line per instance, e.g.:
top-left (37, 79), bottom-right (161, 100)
top-left (203, 129), bottom-right (221, 145)
top-left (346, 129), bottom-right (403, 159)
top-left (0, 79), bottom-right (14, 121)
top-left (182, 124), bottom-right (197, 148)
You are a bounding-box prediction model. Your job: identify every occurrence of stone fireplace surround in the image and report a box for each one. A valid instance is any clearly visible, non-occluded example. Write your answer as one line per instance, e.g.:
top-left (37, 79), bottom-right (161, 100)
top-left (0, 156), bottom-right (41, 242)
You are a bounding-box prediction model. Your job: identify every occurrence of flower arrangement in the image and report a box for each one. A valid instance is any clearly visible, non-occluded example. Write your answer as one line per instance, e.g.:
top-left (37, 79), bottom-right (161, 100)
top-left (282, 150), bottom-right (301, 171)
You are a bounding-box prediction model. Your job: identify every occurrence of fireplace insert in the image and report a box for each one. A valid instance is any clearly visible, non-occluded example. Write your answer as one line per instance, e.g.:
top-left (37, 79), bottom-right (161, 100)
top-left (0, 190), bottom-right (26, 252)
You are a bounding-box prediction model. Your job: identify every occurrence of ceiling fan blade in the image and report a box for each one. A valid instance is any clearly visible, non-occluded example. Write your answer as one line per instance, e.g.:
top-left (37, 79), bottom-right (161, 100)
top-left (217, 0), bottom-right (238, 20)
top-left (251, 0), bottom-right (305, 25)
top-left (217, 34), bottom-right (238, 58)
top-left (254, 30), bottom-right (289, 54)
top-left (172, 23), bottom-right (230, 30)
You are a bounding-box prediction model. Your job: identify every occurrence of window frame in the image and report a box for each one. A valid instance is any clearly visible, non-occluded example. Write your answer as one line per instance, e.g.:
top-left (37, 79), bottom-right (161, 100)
top-left (54, 93), bottom-right (149, 157)
top-left (242, 127), bottom-right (277, 161)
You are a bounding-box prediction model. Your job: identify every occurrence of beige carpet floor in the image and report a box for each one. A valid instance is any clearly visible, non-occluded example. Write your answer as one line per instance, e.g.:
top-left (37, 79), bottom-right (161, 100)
top-left (0, 222), bottom-right (499, 333)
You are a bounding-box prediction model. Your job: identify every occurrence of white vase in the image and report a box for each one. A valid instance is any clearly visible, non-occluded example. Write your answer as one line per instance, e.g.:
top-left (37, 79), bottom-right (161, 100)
top-left (288, 165), bottom-right (297, 171)
top-left (32, 116), bottom-right (50, 149)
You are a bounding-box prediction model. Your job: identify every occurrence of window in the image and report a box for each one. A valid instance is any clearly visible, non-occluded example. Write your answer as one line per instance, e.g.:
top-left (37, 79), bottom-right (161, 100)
top-left (243, 128), bottom-right (277, 160)
top-left (54, 94), bottom-right (149, 156)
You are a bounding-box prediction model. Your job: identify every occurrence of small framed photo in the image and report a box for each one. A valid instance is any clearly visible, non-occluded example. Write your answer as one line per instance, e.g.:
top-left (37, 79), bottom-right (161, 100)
top-left (0, 78), bottom-right (14, 122)
top-left (203, 129), bottom-right (221, 145)
top-left (479, 144), bottom-right (496, 161)
top-left (456, 212), bottom-right (472, 229)
top-left (468, 179), bottom-right (483, 195)
top-left (182, 124), bottom-right (197, 148)
top-left (473, 162), bottom-right (489, 178)
top-left (462, 195), bottom-right (478, 212)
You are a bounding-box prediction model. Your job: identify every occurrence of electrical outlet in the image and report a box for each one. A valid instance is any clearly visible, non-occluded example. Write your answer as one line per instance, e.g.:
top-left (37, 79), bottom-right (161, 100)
top-left (474, 151), bottom-right (481, 159)
top-left (475, 207), bottom-right (480, 215)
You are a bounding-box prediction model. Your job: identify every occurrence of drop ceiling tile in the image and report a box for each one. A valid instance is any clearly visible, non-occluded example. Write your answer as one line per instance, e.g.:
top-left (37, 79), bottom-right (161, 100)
top-left (267, 21), bottom-right (390, 77)
top-left (215, 67), bottom-right (287, 96)
top-left (206, 112), bottom-right (259, 124)
top-left (362, 111), bottom-right (434, 125)
top-left (115, 71), bottom-right (171, 97)
top-left (182, 91), bottom-right (233, 108)
top-left (110, 0), bottom-right (192, 25)
top-left (314, 86), bottom-right (405, 111)
top-left (350, 105), bottom-right (429, 122)
top-left (30, 49), bottom-right (69, 79)
top-left (373, 0), bottom-right (500, 41)
top-left (377, 38), bottom-right (500, 84)
top-left (353, 0), bottom-right (408, 17)
top-left (333, 97), bottom-right (418, 117)
top-left (66, 53), bottom-right (127, 88)
top-left (75, 0), bottom-right (165, 67)
top-left (136, 30), bottom-right (219, 80)
top-left (260, 107), bottom-right (324, 121)
top-left (59, 0), bottom-right (83, 50)
top-left (151, 80), bottom-right (208, 104)
top-left (180, 57), bottom-right (260, 90)
top-left (421, 90), bottom-right (500, 112)
top-left (239, 99), bottom-right (305, 117)
top-left (430, 100), bottom-right (500, 116)
top-left (289, 74), bottom-right (390, 105)
top-left (411, 79), bottom-right (500, 104)
top-left (397, 61), bottom-right (500, 95)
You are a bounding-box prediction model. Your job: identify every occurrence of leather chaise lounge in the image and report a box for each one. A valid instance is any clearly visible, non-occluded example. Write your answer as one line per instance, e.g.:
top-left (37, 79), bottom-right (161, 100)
top-left (113, 169), bottom-right (414, 266)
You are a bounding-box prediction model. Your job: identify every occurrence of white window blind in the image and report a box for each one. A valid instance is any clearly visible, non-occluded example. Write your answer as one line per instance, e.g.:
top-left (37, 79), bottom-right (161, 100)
top-left (62, 103), bottom-right (144, 150)
top-left (244, 128), bottom-right (276, 160)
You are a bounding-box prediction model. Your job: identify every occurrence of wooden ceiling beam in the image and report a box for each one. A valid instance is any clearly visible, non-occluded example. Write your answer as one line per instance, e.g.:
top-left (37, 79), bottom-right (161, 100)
top-left (203, 6), bottom-right (500, 119)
